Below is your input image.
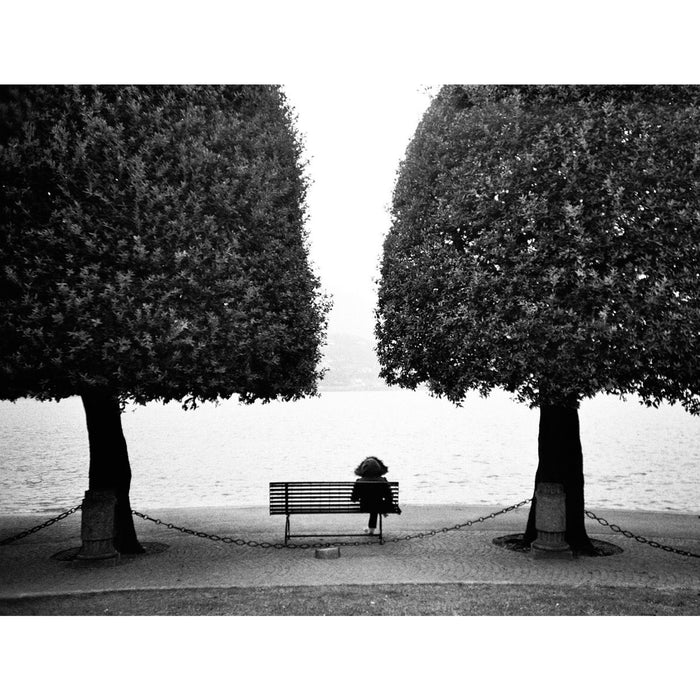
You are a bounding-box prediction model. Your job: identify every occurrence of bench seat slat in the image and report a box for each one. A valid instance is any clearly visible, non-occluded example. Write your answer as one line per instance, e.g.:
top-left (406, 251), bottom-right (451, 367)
top-left (269, 483), bottom-right (398, 490)
top-left (269, 495), bottom-right (400, 498)
top-left (269, 482), bottom-right (398, 489)
top-left (270, 508), bottom-right (364, 512)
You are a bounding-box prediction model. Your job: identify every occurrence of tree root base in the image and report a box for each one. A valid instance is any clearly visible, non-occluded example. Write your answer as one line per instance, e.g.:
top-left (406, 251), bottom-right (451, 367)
top-left (52, 541), bottom-right (169, 562)
top-left (493, 533), bottom-right (623, 557)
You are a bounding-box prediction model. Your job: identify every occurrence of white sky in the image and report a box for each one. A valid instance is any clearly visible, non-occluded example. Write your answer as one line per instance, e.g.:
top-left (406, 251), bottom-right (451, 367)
top-left (284, 83), bottom-right (433, 339)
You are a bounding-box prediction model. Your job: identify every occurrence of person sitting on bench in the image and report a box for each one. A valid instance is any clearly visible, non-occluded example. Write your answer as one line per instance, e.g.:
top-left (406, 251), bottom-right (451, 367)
top-left (350, 456), bottom-right (400, 535)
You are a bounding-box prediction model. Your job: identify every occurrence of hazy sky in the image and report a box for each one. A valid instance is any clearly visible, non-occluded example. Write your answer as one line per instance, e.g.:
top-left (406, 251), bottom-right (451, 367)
top-left (284, 84), bottom-right (433, 339)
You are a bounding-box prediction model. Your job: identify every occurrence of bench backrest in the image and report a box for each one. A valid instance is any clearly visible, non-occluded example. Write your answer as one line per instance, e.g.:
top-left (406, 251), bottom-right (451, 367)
top-left (269, 481), bottom-right (399, 515)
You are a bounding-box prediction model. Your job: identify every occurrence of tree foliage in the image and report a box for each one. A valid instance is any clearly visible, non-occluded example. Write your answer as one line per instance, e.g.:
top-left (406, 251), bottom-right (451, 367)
top-left (1, 85), bottom-right (328, 406)
top-left (377, 85), bottom-right (700, 411)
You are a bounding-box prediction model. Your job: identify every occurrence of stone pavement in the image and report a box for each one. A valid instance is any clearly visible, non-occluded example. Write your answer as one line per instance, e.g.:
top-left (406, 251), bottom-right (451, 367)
top-left (1, 503), bottom-right (698, 599)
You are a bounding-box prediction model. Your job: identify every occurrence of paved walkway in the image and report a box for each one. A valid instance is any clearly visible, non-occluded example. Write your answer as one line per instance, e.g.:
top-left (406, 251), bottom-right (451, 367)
top-left (1, 504), bottom-right (698, 599)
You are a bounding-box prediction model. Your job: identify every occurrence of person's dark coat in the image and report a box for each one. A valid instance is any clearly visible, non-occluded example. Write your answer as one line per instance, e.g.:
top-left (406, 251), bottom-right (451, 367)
top-left (351, 476), bottom-right (397, 514)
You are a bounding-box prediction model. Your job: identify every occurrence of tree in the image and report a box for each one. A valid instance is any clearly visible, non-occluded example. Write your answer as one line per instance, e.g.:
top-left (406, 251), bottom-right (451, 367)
top-left (1, 86), bottom-right (329, 552)
top-left (376, 85), bottom-right (700, 551)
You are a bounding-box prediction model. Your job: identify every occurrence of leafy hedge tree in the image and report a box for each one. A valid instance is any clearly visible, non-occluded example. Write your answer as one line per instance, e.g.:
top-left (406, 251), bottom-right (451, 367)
top-left (1, 86), bottom-right (328, 552)
top-left (376, 85), bottom-right (700, 551)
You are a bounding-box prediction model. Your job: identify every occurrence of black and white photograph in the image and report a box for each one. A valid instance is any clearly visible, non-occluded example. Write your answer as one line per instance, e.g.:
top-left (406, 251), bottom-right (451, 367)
top-left (1, 2), bottom-right (697, 698)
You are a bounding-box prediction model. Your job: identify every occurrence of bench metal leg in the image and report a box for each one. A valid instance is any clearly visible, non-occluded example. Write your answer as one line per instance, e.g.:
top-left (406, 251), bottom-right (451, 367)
top-left (281, 512), bottom-right (388, 545)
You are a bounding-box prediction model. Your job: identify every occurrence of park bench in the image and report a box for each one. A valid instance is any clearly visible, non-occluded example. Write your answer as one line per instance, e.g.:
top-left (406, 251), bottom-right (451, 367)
top-left (269, 481), bottom-right (400, 545)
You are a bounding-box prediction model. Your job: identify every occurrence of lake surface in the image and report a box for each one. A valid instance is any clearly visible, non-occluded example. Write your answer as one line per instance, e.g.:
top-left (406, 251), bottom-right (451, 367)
top-left (1, 390), bottom-right (699, 514)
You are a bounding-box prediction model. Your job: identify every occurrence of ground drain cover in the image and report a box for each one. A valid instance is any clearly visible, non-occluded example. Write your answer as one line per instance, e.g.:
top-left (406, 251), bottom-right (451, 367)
top-left (51, 541), bottom-right (169, 562)
top-left (492, 534), bottom-right (623, 557)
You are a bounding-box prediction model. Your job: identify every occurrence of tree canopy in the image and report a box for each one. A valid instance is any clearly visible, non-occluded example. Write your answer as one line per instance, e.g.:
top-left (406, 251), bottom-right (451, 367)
top-left (376, 85), bottom-right (700, 411)
top-left (1, 85), bottom-right (328, 406)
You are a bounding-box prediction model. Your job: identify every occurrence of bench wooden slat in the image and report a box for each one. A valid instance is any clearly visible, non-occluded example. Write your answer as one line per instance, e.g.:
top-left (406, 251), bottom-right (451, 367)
top-left (270, 485), bottom-right (398, 512)
top-left (269, 482), bottom-right (398, 489)
top-left (270, 490), bottom-right (399, 495)
top-left (270, 508), bottom-right (363, 514)
top-left (270, 500), bottom-right (397, 505)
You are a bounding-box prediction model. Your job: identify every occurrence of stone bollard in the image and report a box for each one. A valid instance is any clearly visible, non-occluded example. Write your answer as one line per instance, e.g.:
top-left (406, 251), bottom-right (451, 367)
top-left (531, 482), bottom-right (572, 559)
top-left (314, 546), bottom-right (340, 559)
top-left (75, 489), bottom-right (119, 562)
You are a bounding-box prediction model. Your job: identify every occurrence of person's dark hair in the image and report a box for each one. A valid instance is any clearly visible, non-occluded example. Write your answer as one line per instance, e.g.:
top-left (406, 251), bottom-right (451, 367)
top-left (354, 456), bottom-right (389, 477)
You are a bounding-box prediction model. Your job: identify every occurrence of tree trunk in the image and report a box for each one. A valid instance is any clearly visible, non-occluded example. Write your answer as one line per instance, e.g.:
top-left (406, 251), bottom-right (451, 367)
top-left (524, 404), bottom-right (593, 552)
top-left (81, 389), bottom-right (144, 554)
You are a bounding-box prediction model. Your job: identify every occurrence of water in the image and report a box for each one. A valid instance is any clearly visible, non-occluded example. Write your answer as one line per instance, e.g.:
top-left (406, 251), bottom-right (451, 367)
top-left (1, 390), bottom-right (699, 514)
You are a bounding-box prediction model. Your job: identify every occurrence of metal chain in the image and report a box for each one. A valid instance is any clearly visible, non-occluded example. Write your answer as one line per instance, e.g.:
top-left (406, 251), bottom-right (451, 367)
top-left (0, 500), bottom-right (529, 550)
top-left (0, 504), bottom-right (82, 546)
top-left (384, 498), bottom-right (533, 543)
top-left (132, 499), bottom-right (533, 549)
top-left (132, 510), bottom-right (290, 549)
top-left (5, 501), bottom-right (695, 560)
top-left (585, 510), bottom-right (700, 559)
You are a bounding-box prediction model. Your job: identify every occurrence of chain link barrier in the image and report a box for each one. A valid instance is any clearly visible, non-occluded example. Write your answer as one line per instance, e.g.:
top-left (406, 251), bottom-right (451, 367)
top-left (585, 510), bottom-right (700, 559)
top-left (2, 500), bottom-right (698, 559)
top-left (383, 498), bottom-right (533, 544)
top-left (132, 499), bottom-right (533, 549)
top-left (132, 510), bottom-right (290, 549)
top-left (0, 504), bottom-right (82, 546)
